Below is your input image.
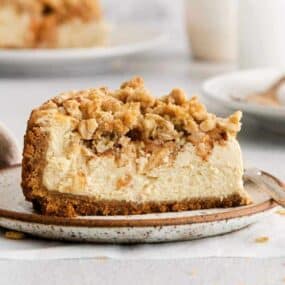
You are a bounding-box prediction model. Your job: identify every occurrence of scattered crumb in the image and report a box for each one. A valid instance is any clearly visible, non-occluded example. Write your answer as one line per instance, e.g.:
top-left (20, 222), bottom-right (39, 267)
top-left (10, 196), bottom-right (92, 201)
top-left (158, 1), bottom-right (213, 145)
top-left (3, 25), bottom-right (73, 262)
top-left (96, 256), bottom-right (108, 260)
top-left (4, 231), bottom-right (26, 240)
top-left (186, 269), bottom-right (197, 277)
top-left (190, 269), bottom-right (197, 276)
top-left (95, 256), bottom-right (109, 263)
top-left (276, 209), bottom-right (285, 216)
top-left (254, 236), bottom-right (269, 243)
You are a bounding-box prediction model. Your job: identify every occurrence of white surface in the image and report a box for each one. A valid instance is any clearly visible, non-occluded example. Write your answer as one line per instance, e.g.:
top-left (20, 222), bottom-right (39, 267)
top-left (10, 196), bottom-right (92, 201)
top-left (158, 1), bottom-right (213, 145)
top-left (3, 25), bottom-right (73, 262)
top-left (203, 69), bottom-right (285, 133)
top-left (1, 258), bottom-right (285, 285)
top-left (239, 0), bottom-right (285, 69)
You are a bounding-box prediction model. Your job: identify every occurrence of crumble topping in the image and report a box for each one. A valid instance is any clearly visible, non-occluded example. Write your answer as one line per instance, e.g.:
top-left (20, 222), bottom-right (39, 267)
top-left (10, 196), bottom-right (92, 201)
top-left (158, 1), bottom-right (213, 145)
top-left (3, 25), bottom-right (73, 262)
top-left (0, 0), bottom-right (102, 21)
top-left (34, 77), bottom-right (242, 160)
top-left (0, 0), bottom-right (104, 48)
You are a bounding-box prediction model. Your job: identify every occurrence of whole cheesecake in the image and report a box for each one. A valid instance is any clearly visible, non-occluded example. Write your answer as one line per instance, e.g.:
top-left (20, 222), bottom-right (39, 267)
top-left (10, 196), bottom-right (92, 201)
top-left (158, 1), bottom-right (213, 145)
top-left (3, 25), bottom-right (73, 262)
top-left (22, 77), bottom-right (251, 217)
top-left (0, 0), bottom-right (108, 49)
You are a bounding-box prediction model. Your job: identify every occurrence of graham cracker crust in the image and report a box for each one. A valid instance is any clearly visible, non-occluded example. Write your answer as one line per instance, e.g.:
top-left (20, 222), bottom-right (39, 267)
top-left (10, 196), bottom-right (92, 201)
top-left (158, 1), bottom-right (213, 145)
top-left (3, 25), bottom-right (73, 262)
top-left (31, 192), bottom-right (248, 217)
top-left (22, 120), bottom-right (49, 202)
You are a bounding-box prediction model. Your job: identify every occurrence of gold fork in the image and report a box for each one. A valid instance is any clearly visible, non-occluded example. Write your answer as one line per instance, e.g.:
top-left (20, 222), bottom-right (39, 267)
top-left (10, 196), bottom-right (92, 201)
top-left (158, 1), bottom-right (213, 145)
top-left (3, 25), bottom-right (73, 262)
top-left (232, 76), bottom-right (285, 107)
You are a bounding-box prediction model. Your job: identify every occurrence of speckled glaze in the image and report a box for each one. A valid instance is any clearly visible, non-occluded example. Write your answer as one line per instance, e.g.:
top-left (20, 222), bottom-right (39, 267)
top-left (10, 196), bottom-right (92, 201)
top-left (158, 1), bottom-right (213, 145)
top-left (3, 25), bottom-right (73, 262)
top-left (0, 165), bottom-right (277, 243)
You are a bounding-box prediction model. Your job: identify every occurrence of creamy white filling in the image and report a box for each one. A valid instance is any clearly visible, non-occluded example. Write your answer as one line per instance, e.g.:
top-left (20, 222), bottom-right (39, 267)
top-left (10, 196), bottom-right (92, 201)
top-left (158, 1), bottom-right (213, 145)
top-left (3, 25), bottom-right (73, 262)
top-left (0, 5), bottom-right (108, 48)
top-left (0, 5), bottom-right (32, 47)
top-left (56, 19), bottom-right (109, 48)
top-left (40, 113), bottom-right (248, 203)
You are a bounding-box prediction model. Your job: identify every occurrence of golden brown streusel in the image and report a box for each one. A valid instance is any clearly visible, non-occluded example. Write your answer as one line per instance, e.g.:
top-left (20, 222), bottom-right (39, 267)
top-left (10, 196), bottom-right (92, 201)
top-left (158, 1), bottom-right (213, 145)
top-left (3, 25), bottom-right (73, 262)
top-left (0, 0), bottom-right (102, 21)
top-left (39, 76), bottom-right (242, 160)
top-left (0, 0), bottom-right (103, 48)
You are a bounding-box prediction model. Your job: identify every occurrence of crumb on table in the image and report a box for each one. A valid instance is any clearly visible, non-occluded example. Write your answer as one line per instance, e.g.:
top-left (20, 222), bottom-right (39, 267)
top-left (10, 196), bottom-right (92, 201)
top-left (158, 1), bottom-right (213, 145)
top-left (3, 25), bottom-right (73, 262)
top-left (254, 236), bottom-right (269, 243)
top-left (4, 231), bottom-right (26, 240)
top-left (276, 209), bottom-right (285, 216)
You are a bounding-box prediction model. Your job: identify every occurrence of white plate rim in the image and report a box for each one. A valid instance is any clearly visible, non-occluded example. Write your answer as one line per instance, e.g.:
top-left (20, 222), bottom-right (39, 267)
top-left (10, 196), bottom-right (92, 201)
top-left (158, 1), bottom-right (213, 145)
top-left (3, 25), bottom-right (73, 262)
top-left (202, 68), bottom-right (285, 119)
top-left (0, 25), bottom-right (167, 63)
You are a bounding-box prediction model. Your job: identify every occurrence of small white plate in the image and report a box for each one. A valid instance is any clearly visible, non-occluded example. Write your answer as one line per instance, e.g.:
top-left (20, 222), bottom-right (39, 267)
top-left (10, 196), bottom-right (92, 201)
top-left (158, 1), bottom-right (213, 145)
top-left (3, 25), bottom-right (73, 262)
top-left (0, 24), bottom-right (166, 73)
top-left (202, 69), bottom-right (285, 133)
top-left (0, 165), bottom-right (277, 243)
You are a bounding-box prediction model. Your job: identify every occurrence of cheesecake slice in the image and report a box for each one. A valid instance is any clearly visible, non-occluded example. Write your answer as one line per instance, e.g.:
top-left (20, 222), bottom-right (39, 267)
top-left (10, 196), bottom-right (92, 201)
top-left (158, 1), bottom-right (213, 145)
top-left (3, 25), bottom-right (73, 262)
top-left (22, 77), bottom-right (251, 217)
top-left (0, 0), bottom-right (108, 49)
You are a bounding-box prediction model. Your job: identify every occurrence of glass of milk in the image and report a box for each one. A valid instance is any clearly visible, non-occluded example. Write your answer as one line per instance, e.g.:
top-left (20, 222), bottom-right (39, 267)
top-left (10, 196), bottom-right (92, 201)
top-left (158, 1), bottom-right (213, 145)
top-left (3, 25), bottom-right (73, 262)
top-left (185, 0), bottom-right (238, 62)
top-left (238, 0), bottom-right (285, 69)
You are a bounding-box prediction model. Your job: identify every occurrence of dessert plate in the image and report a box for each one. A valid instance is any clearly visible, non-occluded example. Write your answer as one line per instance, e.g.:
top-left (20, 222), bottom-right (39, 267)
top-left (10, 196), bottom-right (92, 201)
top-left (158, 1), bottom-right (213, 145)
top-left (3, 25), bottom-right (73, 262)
top-left (0, 24), bottom-right (166, 74)
top-left (202, 69), bottom-right (285, 134)
top-left (0, 165), bottom-right (278, 243)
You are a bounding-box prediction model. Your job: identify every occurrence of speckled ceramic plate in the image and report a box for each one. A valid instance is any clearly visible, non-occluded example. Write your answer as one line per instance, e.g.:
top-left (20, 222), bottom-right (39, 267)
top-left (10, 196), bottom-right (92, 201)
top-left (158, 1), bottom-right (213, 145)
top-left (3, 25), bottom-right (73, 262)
top-left (0, 165), bottom-right (277, 243)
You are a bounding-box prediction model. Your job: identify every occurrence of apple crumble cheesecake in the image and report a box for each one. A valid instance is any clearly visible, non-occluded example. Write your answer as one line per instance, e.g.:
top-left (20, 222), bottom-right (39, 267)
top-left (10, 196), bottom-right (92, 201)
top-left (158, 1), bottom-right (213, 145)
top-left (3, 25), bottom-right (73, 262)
top-left (22, 77), bottom-right (251, 217)
top-left (0, 0), bottom-right (108, 49)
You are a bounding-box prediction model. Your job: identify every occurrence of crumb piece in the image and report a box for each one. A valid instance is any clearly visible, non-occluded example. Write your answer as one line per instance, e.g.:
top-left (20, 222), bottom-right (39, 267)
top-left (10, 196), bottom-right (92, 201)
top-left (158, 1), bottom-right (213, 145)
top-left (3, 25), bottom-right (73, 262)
top-left (199, 115), bottom-right (216, 132)
top-left (187, 269), bottom-right (197, 277)
top-left (4, 231), bottom-right (26, 240)
top-left (254, 236), bottom-right (269, 243)
top-left (96, 255), bottom-right (109, 260)
top-left (116, 174), bottom-right (132, 189)
top-left (78, 119), bottom-right (98, 140)
top-left (164, 88), bottom-right (187, 105)
top-left (96, 256), bottom-right (109, 263)
top-left (218, 111), bottom-right (242, 135)
top-left (276, 209), bottom-right (285, 215)
top-left (121, 76), bottom-right (144, 89)
top-left (63, 99), bottom-right (82, 119)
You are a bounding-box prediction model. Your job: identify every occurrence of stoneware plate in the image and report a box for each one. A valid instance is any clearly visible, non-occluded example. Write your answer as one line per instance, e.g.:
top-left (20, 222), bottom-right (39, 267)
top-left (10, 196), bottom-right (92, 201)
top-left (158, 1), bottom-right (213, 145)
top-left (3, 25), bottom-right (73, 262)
top-left (202, 69), bottom-right (285, 134)
top-left (0, 165), bottom-right (277, 243)
top-left (0, 24), bottom-right (166, 74)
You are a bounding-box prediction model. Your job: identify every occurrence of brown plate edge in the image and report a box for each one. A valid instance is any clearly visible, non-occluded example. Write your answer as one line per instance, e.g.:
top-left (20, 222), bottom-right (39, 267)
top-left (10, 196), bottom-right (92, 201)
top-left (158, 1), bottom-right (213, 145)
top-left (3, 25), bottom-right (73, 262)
top-left (0, 164), bottom-right (279, 228)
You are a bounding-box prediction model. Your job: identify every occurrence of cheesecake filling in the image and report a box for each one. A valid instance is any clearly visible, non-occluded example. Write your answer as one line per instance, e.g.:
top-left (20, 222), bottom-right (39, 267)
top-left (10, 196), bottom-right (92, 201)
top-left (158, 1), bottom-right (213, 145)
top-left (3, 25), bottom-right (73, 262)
top-left (56, 19), bottom-right (108, 48)
top-left (0, 5), bottom-right (34, 48)
top-left (0, 0), bottom-right (107, 48)
top-left (42, 131), bottom-right (245, 202)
